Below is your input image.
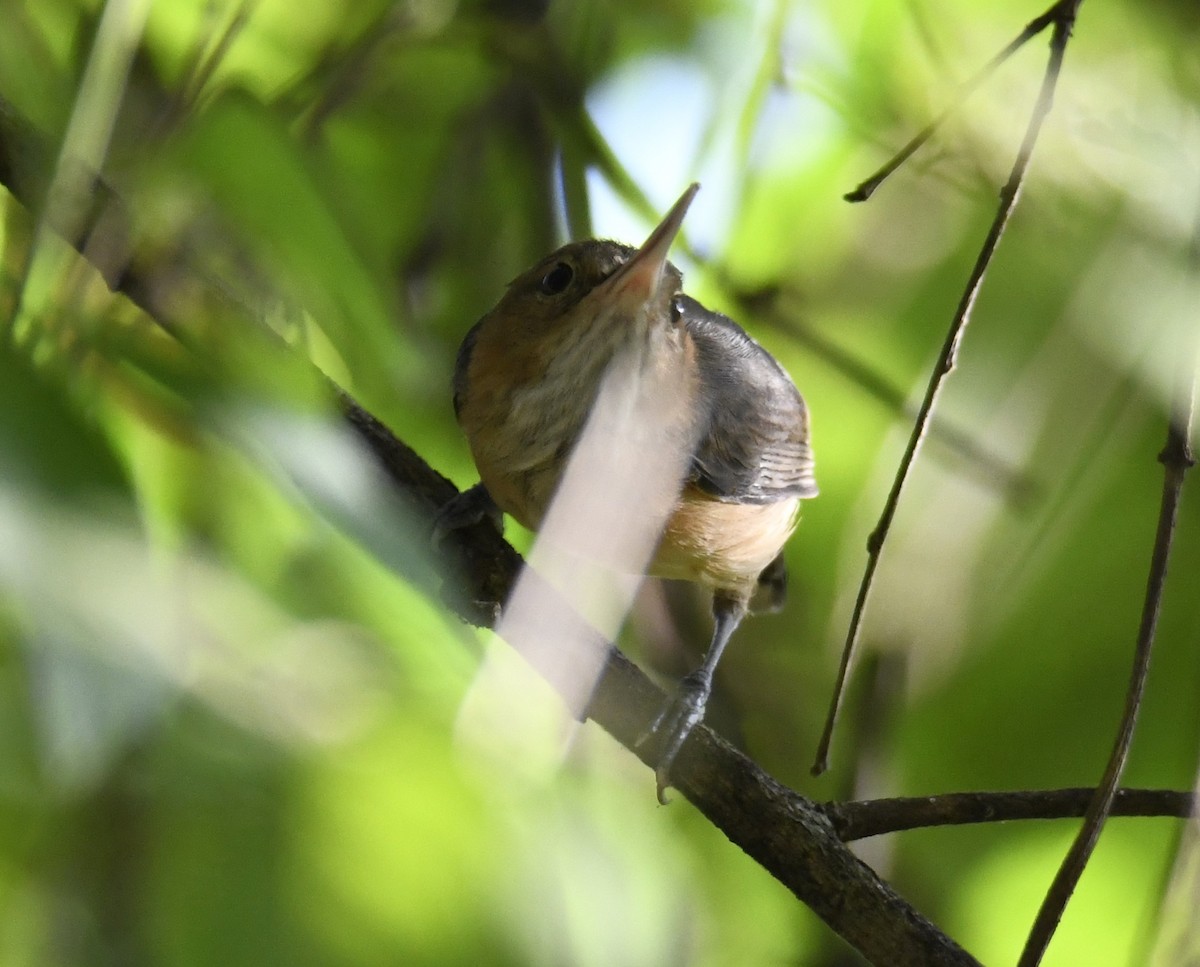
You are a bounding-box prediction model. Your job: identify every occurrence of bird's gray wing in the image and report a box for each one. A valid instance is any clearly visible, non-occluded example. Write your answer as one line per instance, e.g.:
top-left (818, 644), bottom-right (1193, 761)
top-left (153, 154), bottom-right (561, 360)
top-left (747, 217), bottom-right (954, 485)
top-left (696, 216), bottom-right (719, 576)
top-left (679, 295), bottom-right (817, 504)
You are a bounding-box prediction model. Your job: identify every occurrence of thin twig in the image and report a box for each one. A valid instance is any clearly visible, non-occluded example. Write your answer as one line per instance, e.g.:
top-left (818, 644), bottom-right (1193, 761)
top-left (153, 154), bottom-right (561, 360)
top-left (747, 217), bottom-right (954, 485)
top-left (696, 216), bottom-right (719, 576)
top-left (826, 788), bottom-right (1197, 842)
top-left (812, 2), bottom-right (1080, 776)
top-left (732, 283), bottom-right (1037, 503)
top-left (1015, 154), bottom-right (1200, 967)
top-left (845, 0), bottom-right (1071, 202)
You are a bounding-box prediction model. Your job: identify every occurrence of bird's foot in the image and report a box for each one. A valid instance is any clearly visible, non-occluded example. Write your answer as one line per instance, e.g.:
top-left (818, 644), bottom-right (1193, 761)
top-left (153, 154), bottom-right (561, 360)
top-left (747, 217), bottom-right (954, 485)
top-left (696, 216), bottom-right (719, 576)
top-left (431, 483), bottom-right (502, 549)
top-left (637, 671), bottom-right (712, 804)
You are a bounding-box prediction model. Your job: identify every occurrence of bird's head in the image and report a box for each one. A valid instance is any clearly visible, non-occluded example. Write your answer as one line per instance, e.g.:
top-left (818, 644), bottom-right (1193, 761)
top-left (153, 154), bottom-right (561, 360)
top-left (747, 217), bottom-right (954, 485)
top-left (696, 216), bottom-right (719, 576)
top-left (486, 184), bottom-right (699, 357)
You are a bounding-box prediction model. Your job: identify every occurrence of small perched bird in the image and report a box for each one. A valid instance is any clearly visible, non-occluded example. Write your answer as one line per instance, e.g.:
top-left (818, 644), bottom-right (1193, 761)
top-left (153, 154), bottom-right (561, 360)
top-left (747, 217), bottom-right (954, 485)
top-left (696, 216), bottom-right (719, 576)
top-left (446, 184), bottom-right (816, 801)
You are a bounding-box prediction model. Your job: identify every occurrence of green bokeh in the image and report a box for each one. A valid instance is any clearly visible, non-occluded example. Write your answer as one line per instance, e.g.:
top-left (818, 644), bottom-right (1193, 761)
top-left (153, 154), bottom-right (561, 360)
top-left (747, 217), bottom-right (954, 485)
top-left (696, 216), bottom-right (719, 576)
top-left (1, 0), bottom-right (1198, 964)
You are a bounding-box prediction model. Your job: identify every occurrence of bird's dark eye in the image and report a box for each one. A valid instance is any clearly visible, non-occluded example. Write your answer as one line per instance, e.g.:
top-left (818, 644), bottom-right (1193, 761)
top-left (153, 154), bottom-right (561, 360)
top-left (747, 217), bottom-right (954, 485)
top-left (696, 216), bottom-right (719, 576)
top-left (538, 261), bottom-right (574, 295)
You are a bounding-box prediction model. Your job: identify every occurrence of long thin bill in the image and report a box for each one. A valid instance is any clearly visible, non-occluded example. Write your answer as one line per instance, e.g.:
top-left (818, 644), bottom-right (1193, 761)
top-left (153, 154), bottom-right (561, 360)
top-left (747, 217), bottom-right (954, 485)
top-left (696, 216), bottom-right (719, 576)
top-left (603, 183), bottom-right (699, 306)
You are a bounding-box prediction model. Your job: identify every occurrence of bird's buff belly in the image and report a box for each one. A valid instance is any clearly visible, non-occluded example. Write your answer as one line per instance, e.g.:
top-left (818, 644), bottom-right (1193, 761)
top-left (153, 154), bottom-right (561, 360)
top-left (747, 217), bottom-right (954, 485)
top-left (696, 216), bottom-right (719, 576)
top-left (650, 489), bottom-right (801, 595)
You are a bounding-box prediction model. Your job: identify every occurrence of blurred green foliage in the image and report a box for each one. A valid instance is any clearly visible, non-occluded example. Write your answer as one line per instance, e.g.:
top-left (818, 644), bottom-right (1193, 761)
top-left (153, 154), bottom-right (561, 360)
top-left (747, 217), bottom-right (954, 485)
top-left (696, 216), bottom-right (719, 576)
top-left (1, 0), bottom-right (1199, 965)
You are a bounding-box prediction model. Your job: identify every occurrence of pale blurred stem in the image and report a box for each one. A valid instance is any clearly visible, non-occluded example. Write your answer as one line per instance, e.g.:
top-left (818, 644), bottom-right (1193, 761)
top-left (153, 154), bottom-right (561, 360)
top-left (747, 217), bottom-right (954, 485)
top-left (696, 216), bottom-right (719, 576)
top-left (1015, 198), bottom-right (1200, 967)
top-left (828, 788), bottom-right (1197, 842)
top-left (844, 0), bottom-right (1078, 203)
top-left (557, 146), bottom-right (593, 240)
top-left (812, 1), bottom-right (1081, 776)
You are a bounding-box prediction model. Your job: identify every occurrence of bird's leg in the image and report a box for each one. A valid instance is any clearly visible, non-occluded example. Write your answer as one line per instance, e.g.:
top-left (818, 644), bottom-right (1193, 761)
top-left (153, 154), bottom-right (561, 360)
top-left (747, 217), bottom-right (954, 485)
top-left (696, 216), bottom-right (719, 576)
top-left (431, 481), bottom-right (503, 547)
top-left (640, 589), bottom-right (748, 803)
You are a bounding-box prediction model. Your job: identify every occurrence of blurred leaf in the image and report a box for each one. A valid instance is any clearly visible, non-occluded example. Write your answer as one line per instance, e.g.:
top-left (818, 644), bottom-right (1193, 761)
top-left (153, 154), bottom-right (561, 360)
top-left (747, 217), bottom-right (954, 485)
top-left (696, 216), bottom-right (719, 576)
top-left (0, 338), bottom-right (129, 499)
top-left (2, 1), bottom-right (1200, 965)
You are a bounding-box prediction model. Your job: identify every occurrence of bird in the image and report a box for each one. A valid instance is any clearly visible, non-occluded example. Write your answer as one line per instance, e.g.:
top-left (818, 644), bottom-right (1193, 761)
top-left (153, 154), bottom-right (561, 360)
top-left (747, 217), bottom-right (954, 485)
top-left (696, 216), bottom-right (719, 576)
top-left (443, 183), bottom-right (817, 802)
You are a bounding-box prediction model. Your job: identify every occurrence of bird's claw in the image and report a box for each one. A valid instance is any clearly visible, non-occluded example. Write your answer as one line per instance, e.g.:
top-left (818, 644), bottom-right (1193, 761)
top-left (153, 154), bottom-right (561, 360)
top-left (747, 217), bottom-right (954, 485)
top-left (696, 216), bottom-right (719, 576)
top-left (431, 483), bottom-right (502, 549)
top-left (637, 671), bottom-right (712, 804)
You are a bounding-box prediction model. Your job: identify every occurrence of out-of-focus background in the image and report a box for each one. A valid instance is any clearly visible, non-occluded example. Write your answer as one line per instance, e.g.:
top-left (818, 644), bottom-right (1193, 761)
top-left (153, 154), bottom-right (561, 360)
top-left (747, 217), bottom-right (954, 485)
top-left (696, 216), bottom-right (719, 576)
top-left (1, 0), bottom-right (1198, 964)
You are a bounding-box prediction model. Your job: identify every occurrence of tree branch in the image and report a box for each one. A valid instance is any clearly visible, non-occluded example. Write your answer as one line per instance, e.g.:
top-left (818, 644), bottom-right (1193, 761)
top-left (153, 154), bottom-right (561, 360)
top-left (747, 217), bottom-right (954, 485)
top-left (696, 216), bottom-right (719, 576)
top-left (827, 788), bottom-right (1197, 842)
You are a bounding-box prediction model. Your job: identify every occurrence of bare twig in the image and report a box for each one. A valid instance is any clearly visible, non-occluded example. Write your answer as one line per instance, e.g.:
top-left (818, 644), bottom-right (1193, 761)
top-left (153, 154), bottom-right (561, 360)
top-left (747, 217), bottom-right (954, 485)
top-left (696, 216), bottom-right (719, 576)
top-left (1015, 159), bottom-right (1200, 967)
top-left (812, 1), bottom-right (1081, 776)
top-left (827, 788), bottom-right (1197, 842)
top-left (845, 0), bottom-right (1074, 202)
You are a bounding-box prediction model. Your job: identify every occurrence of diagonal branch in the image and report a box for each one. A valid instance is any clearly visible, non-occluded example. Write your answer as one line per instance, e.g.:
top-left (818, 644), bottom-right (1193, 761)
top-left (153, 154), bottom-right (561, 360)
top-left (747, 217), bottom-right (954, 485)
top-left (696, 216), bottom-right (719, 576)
top-left (813, 0), bottom-right (1082, 776)
top-left (342, 398), bottom-right (981, 967)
